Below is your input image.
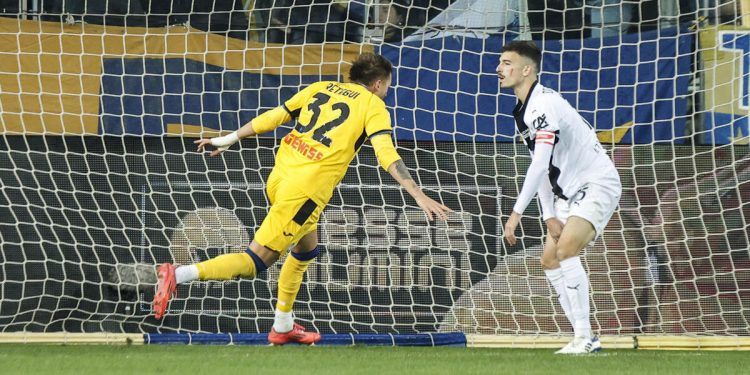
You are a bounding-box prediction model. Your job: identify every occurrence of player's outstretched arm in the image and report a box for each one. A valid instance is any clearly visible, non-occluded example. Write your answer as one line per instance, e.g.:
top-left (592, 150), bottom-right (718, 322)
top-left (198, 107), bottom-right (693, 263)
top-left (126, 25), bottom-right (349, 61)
top-left (387, 159), bottom-right (451, 221)
top-left (195, 106), bottom-right (292, 156)
top-left (505, 141), bottom-right (554, 245)
top-left (370, 133), bottom-right (451, 220)
top-left (194, 129), bottom-right (247, 157)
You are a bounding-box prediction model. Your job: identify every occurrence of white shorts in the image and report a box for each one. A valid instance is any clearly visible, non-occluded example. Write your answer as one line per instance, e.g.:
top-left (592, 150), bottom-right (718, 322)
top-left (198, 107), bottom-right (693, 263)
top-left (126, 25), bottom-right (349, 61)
top-left (554, 181), bottom-right (621, 239)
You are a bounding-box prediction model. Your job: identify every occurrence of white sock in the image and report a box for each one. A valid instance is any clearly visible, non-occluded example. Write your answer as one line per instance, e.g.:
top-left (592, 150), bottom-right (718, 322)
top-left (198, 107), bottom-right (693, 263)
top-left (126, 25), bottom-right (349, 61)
top-left (559, 256), bottom-right (592, 338)
top-left (175, 265), bottom-right (199, 284)
top-left (273, 309), bottom-right (294, 333)
top-left (544, 268), bottom-right (575, 328)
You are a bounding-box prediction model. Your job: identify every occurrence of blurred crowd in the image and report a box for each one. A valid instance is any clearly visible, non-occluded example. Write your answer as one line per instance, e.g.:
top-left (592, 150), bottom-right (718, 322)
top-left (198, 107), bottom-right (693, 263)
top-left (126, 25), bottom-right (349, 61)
top-left (0, 0), bottom-right (743, 43)
top-left (252, 0), bottom-right (367, 43)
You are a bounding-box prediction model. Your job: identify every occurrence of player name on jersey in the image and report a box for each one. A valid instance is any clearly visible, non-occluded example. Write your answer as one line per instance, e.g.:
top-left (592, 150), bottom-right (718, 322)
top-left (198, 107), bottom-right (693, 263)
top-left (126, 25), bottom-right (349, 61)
top-left (283, 132), bottom-right (324, 160)
top-left (325, 83), bottom-right (361, 99)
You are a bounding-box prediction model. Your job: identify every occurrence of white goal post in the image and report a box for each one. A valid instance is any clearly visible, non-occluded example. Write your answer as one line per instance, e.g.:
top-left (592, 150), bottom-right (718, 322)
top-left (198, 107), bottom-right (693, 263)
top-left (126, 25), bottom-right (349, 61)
top-left (0, 0), bottom-right (749, 347)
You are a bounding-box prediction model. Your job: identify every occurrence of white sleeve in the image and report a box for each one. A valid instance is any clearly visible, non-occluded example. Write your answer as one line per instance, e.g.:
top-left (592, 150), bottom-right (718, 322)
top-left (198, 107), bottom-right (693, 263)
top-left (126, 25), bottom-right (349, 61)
top-left (513, 141), bottom-right (553, 215)
top-left (538, 176), bottom-right (556, 221)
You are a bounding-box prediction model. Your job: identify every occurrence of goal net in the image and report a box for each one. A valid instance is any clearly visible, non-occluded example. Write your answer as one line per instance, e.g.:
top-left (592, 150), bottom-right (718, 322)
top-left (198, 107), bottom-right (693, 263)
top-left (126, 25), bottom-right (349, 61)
top-left (0, 0), bottom-right (748, 338)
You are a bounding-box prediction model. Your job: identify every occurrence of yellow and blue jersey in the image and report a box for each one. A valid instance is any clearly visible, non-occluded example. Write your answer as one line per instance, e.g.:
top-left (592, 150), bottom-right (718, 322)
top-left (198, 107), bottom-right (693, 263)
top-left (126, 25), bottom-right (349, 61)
top-left (271, 81), bottom-right (395, 205)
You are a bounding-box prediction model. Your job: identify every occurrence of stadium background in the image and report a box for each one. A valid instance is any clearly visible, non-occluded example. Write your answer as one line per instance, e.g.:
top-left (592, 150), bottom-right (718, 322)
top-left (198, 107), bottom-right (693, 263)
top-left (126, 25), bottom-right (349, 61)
top-left (0, 0), bottom-right (749, 339)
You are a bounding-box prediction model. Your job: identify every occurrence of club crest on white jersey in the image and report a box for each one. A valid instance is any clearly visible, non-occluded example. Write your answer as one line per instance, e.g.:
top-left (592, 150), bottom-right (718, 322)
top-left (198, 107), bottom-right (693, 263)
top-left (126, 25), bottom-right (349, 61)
top-left (512, 81), bottom-right (620, 199)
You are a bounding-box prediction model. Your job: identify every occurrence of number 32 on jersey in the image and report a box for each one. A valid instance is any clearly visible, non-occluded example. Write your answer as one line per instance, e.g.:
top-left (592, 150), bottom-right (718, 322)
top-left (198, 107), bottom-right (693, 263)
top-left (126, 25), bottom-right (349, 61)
top-left (294, 92), bottom-right (350, 147)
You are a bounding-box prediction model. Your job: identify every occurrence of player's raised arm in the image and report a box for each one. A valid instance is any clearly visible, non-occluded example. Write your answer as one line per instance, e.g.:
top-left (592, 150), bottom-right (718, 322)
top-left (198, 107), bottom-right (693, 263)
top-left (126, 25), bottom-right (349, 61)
top-left (370, 133), bottom-right (451, 221)
top-left (194, 106), bottom-right (293, 156)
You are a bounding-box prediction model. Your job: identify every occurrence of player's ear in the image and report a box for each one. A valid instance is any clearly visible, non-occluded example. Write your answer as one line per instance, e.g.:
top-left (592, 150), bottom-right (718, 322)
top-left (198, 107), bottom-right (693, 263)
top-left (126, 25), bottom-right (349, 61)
top-left (522, 64), bottom-right (533, 77)
top-left (369, 79), bottom-right (382, 94)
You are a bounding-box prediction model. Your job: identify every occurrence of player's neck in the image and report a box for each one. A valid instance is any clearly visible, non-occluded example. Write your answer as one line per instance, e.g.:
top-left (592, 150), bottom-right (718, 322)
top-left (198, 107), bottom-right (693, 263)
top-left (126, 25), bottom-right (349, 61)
top-left (355, 81), bottom-right (373, 93)
top-left (514, 78), bottom-right (537, 104)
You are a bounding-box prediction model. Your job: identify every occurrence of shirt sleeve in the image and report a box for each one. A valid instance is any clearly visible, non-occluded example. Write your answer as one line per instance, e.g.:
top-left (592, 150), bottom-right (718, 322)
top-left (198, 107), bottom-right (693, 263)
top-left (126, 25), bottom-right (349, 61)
top-left (370, 132), bottom-right (402, 171)
top-left (538, 175), bottom-right (556, 221)
top-left (364, 97), bottom-right (393, 137)
top-left (283, 83), bottom-right (318, 119)
top-left (528, 98), bottom-right (560, 133)
top-left (513, 141), bottom-right (554, 215)
top-left (251, 106), bottom-right (293, 134)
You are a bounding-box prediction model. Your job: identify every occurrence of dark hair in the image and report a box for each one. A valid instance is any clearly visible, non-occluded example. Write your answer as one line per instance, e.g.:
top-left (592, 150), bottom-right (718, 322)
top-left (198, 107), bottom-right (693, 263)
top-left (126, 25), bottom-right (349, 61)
top-left (501, 40), bottom-right (541, 73)
top-left (348, 53), bottom-right (392, 85)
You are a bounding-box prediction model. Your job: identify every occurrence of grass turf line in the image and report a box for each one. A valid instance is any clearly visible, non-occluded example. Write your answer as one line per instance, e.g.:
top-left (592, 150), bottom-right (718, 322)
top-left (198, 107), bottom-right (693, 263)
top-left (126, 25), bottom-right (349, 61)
top-left (1, 345), bottom-right (749, 375)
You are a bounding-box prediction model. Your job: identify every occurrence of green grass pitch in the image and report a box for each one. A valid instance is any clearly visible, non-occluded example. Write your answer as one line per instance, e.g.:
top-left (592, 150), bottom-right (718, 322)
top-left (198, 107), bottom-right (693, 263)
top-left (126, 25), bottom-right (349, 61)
top-left (2, 345), bottom-right (749, 374)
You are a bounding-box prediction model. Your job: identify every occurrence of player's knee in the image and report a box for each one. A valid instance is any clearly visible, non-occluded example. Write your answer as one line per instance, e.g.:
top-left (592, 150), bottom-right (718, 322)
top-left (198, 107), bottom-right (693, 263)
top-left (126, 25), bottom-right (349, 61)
top-left (296, 231), bottom-right (319, 251)
top-left (246, 241), bottom-right (282, 273)
top-left (540, 256), bottom-right (559, 270)
top-left (245, 249), bottom-right (270, 273)
top-left (291, 247), bottom-right (320, 262)
top-left (555, 242), bottom-right (582, 261)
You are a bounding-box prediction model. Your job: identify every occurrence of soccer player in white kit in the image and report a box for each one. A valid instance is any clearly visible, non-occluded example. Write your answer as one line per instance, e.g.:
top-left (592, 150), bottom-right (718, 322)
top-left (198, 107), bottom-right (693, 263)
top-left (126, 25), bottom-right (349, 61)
top-left (497, 41), bottom-right (621, 354)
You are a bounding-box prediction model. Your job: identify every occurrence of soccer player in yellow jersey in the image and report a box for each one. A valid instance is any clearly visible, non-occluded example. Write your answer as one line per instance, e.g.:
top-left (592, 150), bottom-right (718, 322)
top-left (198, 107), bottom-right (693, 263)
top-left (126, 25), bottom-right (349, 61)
top-left (152, 53), bottom-right (451, 345)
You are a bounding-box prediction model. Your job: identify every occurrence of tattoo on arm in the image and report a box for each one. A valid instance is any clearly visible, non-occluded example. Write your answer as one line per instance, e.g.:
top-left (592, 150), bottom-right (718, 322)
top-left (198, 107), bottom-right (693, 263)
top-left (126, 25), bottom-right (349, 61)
top-left (393, 160), bottom-right (413, 181)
